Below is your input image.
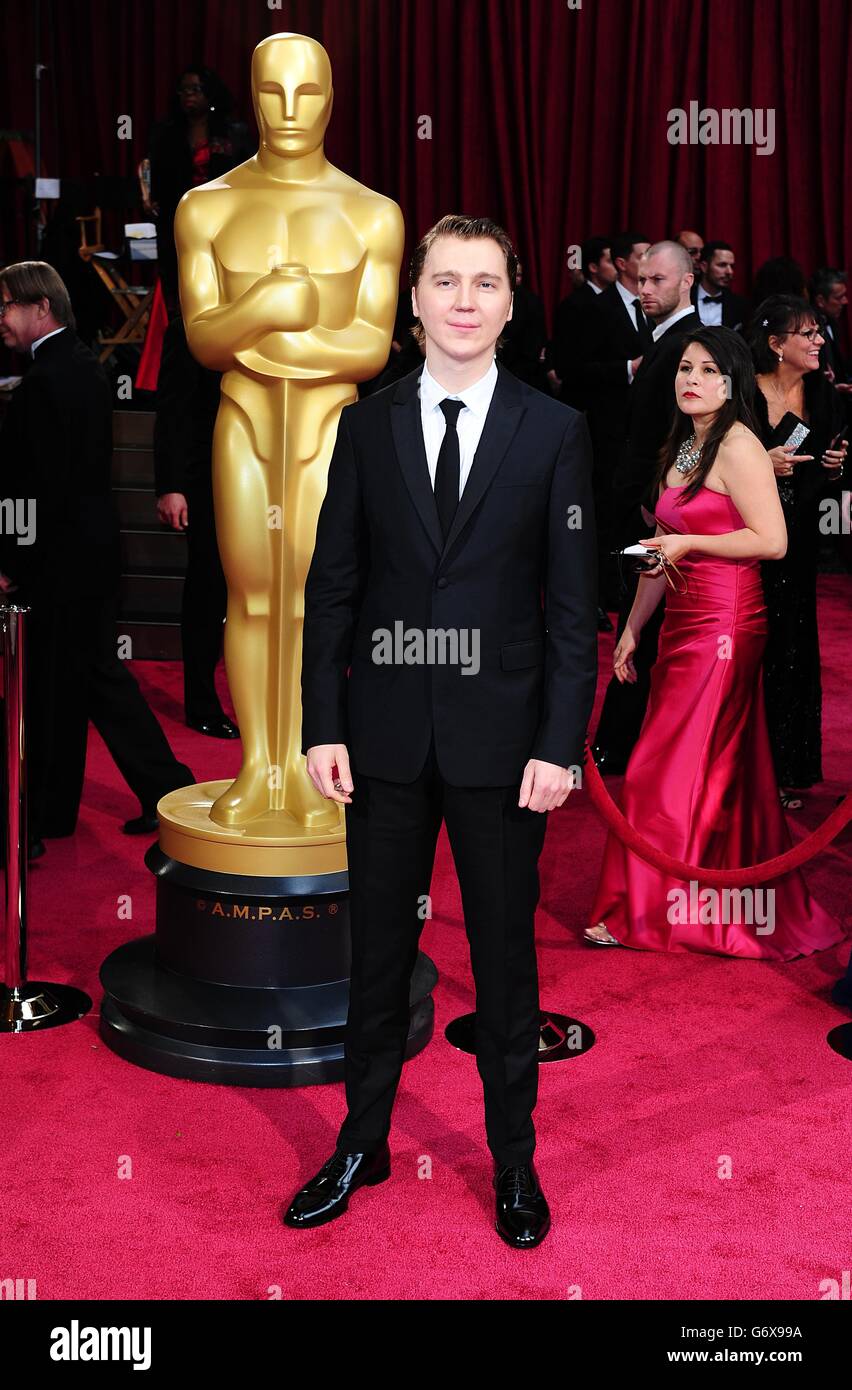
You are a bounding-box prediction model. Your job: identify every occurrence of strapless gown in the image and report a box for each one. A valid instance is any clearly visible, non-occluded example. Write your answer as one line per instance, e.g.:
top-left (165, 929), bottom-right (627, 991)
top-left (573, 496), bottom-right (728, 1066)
top-left (588, 484), bottom-right (846, 959)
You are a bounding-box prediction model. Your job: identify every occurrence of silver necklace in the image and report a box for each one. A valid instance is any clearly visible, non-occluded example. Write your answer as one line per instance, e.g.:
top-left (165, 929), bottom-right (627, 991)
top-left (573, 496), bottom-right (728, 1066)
top-left (674, 433), bottom-right (703, 475)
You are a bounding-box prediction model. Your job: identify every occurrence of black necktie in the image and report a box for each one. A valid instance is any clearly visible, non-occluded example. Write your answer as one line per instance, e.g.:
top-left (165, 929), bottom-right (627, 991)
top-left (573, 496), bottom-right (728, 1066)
top-left (435, 398), bottom-right (464, 541)
top-left (632, 298), bottom-right (653, 352)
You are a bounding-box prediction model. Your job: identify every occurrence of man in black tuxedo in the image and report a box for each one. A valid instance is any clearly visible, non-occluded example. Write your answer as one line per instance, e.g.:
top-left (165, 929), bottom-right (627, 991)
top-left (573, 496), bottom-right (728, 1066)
top-left (285, 215), bottom-right (598, 1248)
top-left (549, 235), bottom-right (618, 409)
top-left (0, 262), bottom-right (193, 841)
top-left (809, 268), bottom-right (852, 412)
top-left (594, 241), bottom-right (700, 771)
top-left (576, 232), bottom-right (653, 618)
top-left (153, 315), bottom-right (238, 739)
top-left (691, 241), bottom-right (747, 331)
top-left (497, 259), bottom-right (548, 393)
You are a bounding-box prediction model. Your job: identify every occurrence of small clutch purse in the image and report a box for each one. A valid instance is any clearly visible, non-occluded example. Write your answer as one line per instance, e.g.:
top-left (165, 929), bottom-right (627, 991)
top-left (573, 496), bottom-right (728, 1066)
top-left (611, 537), bottom-right (689, 594)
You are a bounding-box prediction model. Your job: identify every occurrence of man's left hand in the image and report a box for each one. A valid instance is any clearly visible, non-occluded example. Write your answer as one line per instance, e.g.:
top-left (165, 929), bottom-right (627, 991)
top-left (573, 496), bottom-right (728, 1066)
top-left (519, 759), bottom-right (575, 813)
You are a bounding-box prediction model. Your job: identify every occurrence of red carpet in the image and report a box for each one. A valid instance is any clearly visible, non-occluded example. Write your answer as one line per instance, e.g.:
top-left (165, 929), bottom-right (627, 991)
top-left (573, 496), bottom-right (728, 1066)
top-left (1, 577), bottom-right (850, 1300)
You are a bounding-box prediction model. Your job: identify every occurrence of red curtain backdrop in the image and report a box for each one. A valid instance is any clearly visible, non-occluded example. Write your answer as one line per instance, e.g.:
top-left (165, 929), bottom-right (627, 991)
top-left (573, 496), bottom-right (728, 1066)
top-left (1, 0), bottom-right (850, 330)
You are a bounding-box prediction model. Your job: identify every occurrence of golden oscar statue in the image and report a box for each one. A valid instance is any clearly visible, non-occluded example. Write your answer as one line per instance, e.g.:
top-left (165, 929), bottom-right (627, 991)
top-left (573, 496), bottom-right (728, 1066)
top-left (160, 31), bottom-right (403, 871)
top-left (97, 35), bottom-right (427, 1085)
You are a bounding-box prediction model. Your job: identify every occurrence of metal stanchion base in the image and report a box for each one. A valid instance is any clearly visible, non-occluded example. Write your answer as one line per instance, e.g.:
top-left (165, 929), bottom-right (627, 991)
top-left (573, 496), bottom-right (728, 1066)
top-left (444, 1010), bottom-right (596, 1062)
top-left (0, 982), bottom-right (92, 1032)
top-left (827, 1022), bottom-right (852, 1061)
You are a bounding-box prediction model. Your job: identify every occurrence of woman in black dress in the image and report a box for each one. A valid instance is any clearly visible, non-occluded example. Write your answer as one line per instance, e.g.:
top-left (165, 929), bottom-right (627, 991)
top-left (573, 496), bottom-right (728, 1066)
top-left (148, 65), bottom-right (251, 314)
top-left (748, 296), bottom-right (847, 807)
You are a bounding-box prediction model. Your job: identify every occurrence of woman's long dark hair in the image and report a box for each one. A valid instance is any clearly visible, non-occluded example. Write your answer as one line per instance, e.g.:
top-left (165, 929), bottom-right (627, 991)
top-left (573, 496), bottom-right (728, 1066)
top-left (653, 326), bottom-right (761, 505)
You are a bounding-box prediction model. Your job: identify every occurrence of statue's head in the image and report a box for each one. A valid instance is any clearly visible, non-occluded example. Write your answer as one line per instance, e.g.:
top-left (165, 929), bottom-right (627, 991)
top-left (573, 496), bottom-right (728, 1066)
top-left (251, 33), bottom-right (333, 158)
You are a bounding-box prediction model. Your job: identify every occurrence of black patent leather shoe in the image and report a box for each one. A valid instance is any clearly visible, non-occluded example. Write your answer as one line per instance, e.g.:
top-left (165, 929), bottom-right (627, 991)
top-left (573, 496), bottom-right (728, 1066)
top-left (122, 811), bottom-right (159, 835)
top-left (283, 1142), bottom-right (391, 1229)
top-left (494, 1161), bottom-right (551, 1249)
top-left (186, 715), bottom-right (240, 739)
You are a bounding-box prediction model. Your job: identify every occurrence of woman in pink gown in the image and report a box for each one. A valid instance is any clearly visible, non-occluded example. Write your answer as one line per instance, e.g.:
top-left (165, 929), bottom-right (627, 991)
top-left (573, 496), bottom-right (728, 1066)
top-left (587, 327), bottom-right (846, 960)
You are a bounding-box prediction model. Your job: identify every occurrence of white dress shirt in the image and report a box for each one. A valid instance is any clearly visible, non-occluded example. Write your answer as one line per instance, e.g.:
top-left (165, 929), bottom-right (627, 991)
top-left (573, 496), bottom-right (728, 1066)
top-left (696, 288), bottom-right (723, 326)
top-left (616, 279), bottom-right (644, 383)
top-left (418, 357), bottom-right (498, 499)
top-left (31, 325), bottom-right (67, 357)
top-left (651, 303), bottom-right (696, 343)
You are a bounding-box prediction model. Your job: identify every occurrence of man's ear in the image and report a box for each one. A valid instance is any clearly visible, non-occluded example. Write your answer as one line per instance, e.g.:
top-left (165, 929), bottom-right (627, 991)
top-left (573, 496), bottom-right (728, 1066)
top-left (411, 286), bottom-right (418, 319)
top-left (505, 292), bottom-right (513, 323)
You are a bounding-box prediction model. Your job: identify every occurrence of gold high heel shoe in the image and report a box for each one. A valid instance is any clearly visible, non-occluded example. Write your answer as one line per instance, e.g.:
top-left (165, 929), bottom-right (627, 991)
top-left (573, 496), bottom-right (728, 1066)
top-left (583, 922), bottom-right (620, 946)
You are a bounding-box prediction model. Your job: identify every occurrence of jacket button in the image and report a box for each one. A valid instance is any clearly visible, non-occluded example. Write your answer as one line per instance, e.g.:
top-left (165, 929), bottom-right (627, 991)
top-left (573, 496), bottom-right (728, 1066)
top-left (436, 576), bottom-right (448, 589)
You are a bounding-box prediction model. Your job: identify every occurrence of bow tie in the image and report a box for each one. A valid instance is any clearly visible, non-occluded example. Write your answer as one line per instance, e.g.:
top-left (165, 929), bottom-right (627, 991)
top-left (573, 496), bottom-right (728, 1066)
top-left (702, 293), bottom-right (723, 303)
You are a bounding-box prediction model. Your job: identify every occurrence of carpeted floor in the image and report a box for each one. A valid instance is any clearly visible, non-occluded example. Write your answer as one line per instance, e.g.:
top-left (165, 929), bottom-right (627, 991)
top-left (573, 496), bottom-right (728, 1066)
top-left (1, 576), bottom-right (849, 1301)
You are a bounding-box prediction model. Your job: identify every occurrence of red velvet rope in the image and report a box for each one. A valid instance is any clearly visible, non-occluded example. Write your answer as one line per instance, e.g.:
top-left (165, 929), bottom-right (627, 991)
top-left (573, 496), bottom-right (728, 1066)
top-left (582, 740), bottom-right (852, 887)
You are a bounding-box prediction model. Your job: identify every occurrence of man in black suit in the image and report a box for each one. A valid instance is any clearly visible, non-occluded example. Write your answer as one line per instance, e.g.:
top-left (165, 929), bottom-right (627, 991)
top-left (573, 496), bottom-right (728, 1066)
top-left (593, 241), bottom-right (700, 771)
top-left (497, 258), bottom-right (548, 392)
top-left (285, 215), bottom-right (598, 1248)
top-left (0, 262), bottom-right (193, 841)
top-left (691, 241), bottom-right (747, 331)
top-left (153, 314), bottom-right (238, 739)
top-left (576, 232), bottom-right (653, 619)
top-left (549, 235), bottom-right (617, 408)
top-left (809, 268), bottom-right (852, 398)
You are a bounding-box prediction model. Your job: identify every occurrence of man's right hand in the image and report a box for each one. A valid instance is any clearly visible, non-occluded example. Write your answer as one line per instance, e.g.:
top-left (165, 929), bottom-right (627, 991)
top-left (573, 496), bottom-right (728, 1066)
top-left (157, 492), bottom-right (189, 529)
top-left (306, 744), bottom-right (354, 804)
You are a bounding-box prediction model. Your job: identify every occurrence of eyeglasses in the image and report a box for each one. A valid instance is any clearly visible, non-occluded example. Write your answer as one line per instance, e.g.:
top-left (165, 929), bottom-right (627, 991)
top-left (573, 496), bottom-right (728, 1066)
top-left (177, 83), bottom-right (204, 95)
top-left (0, 300), bottom-right (25, 317)
top-left (790, 326), bottom-right (823, 342)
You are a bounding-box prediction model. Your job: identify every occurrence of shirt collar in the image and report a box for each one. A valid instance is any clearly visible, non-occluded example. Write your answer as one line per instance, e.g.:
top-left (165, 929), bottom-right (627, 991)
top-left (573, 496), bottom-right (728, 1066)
top-left (419, 356), bottom-right (498, 418)
top-left (651, 304), bottom-right (696, 342)
top-left (615, 279), bottom-right (640, 311)
top-left (31, 325), bottom-right (67, 358)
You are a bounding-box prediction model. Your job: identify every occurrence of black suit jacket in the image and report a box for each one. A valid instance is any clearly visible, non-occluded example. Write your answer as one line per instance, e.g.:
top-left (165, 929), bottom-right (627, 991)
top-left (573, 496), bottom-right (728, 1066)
top-left (0, 328), bottom-right (121, 601)
top-left (612, 309), bottom-right (702, 545)
top-left (691, 283), bottom-right (747, 331)
top-left (302, 363), bottom-right (598, 785)
top-left (550, 284), bottom-right (600, 408)
top-left (153, 316), bottom-right (221, 497)
top-left (577, 283), bottom-right (651, 472)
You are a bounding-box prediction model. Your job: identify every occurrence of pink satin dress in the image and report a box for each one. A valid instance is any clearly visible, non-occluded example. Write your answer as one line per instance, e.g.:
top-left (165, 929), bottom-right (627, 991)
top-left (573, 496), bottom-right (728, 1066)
top-left (589, 483), bottom-right (846, 959)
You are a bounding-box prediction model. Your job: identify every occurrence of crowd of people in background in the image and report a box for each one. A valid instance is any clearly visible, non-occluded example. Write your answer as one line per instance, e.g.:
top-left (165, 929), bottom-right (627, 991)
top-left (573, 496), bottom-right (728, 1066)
top-left (367, 233), bottom-right (850, 815)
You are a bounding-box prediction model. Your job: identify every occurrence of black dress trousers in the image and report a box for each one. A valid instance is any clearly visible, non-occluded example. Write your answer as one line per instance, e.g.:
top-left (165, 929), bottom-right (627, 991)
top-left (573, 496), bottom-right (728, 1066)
top-left (181, 484), bottom-right (228, 723)
top-left (26, 594), bottom-right (193, 838)
top-left (336, 732), bottom-right (549, 1166)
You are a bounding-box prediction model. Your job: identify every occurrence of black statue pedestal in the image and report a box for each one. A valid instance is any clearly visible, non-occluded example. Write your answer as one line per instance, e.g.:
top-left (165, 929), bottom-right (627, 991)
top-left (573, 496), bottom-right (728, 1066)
top-left (99, 782), bottom-right (437, 1085)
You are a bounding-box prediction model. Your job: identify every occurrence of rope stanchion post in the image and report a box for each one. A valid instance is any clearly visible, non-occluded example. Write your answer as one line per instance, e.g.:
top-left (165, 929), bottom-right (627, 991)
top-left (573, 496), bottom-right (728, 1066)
top-left (0, 603), bottom-right (91, 1031)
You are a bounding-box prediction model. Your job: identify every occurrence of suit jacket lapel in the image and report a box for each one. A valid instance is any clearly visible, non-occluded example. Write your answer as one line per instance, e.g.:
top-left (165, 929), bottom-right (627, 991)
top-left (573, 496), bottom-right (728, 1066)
top-left (391, 368), bottom-right (445, 556)
top-left (440, 365), bottom-right (525, 559)
top-left (391, 362), bottom-right (526, 561)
